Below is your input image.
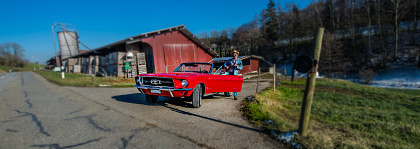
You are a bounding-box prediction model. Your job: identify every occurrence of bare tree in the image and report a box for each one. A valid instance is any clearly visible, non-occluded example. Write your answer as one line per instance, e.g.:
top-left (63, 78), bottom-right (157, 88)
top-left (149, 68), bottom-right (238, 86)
top-left (0, 44), bottom-right (7, 65)
top-left (375, 0), bottom-right (387, 67)
top-left (412, 0), bottom-right (418, 45)
top-left (312, 0), bottom-right (324, 27)
top-left (387, 0), bottom-right (409, 61)
top-left (321, 32), bottom-right (344, 77)
top-left (232, 19), bottom-right (263, 55)
top-left (0, 42), bottom-right (26, 68)
top-left (324, 0), bottom-right (336, 32)
top-left (197, 32), bottom-right (210, 46)
top-left (366, 0), bottom-right (372, 68)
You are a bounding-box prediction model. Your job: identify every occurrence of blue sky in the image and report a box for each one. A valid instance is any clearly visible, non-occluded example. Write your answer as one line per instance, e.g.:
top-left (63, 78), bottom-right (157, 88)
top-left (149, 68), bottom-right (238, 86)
top-left (0, 0), bottom-right (312, 64)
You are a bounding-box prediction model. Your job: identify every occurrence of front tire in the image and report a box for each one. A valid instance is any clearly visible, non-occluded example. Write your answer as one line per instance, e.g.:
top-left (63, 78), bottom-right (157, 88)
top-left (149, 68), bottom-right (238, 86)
top-left (191, 85), bottom-right (202, 108)
top-left (145, 95), bottom-right (158, 104)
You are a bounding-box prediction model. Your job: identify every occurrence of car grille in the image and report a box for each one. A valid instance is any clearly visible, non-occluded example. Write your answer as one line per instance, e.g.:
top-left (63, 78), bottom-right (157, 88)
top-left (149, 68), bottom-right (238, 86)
top-left (141, 77), bottom-right (174, 87)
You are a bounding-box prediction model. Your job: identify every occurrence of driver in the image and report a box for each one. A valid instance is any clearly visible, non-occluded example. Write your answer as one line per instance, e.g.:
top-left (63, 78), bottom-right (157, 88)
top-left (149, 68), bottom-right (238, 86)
top-left (223, 50), bottom-right (243, 100)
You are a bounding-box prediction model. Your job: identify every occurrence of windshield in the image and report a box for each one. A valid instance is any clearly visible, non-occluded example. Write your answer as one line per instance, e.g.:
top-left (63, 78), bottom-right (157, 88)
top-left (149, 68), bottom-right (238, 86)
top-left (173, 63), bottom-right (213, 74)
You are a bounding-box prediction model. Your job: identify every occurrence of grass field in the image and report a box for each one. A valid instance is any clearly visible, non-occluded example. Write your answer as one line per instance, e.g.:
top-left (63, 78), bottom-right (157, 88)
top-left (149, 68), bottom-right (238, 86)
top-left (37, 71), bottom-right (135, 87)
top-left (242, 77), bottom-right (420, 148)
top-left (0, 63), bottom-right (45, 72)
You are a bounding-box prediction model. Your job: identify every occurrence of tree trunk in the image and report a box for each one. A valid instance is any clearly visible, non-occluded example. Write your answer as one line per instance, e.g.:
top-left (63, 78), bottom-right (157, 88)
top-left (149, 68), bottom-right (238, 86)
top-left (412, 0), bottom-right (417, 45)
top-left (330, 1), bottom-right (336, 32)
top-left (314, 3), bottom-right (323, 27)
top-left (367, 3), bottom-right (372, 68)
top-left (418, 52), bottom-right (420, 67)
top-left (393, 1), bottom-right (400, 61)
top-left (289, 36), bottom-right (293, 58)
top-left (376, 0), bottom-right (387, 67)
top-left (351, 0), bottom-right (355, 48)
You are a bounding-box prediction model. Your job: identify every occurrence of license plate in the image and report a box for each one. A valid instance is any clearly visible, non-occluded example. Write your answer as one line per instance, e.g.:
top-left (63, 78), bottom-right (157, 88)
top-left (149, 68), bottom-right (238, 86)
top-left (150, 89), bottom-right (161, 94)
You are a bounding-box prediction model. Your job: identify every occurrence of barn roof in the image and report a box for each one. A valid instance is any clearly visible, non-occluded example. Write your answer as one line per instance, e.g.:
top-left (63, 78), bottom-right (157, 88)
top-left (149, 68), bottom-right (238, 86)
top-left (213, 55), bottom-right (273, 66)
top-left (213, 55), bottom-right (264, 62)
top-left (64, 25), bottom-right (217, 60)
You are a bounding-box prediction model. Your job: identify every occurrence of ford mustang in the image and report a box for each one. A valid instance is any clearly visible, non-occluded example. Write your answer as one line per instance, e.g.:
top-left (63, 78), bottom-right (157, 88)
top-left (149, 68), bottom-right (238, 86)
top-left (134, 62), bottom-right (243, 108)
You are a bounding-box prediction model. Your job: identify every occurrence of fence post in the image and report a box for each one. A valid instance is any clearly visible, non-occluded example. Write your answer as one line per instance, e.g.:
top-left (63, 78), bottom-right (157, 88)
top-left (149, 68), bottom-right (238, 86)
top-left (298, 27), bottom-right (324, 136)
top-left (273, 64), bottom-right (276, 92)
top-left (256, 66), bottom-right (260, 94)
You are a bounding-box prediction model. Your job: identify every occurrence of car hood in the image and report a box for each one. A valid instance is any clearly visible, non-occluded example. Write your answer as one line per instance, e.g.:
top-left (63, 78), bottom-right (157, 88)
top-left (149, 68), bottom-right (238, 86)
top-left (138, 72), bottom-right (208, 80)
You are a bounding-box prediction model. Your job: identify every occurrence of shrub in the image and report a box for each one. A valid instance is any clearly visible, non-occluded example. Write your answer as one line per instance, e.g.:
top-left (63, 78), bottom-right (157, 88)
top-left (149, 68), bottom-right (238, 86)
top-left (358, 68), bottom-right (376, 84)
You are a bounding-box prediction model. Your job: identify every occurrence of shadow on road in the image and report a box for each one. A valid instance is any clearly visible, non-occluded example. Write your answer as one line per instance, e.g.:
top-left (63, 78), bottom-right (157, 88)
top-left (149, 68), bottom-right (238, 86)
top-left (112, 93), bottom-right (265, 133)
top-left (112, 93), bottom-right (149, 105)
top-left (162, 104), bottom-right (264, 133)
top-left (112, 93), bottom-right (190, 107)
top-left (112, 93), bottom-right (226, 107)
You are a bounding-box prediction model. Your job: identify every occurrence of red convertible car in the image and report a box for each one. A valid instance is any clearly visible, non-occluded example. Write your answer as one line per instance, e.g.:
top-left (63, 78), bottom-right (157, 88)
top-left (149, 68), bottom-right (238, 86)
top-left (134, 62), bottom-right (243, 108)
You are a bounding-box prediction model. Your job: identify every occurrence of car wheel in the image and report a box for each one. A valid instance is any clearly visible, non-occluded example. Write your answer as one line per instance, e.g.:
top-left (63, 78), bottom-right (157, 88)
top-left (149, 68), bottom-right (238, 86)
top-left (191, 84), bottom-right (202, 108)
top-left (145, 95), bottom-right (158, 104)
top-left (224, 92), bottom-right (232, 97)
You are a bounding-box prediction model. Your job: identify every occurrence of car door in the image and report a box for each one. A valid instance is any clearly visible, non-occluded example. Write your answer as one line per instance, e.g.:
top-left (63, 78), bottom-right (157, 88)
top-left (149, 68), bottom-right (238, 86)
top-left (207, 74), bottom-right (243, 93)
top-left (206, 74), bottom-right (227, 93)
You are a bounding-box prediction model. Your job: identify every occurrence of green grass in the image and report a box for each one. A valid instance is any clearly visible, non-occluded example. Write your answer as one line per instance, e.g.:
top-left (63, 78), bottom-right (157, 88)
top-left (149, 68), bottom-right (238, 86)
top-left (0, 63), bottom-right (45, 72)
top-left (37, 71), bottom-right (135, 87)
top-left (242, 78), bottom-right (420, 148)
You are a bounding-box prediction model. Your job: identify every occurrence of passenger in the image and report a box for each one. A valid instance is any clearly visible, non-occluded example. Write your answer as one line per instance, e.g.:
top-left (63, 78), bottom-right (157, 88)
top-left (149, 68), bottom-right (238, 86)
top-left (223, 50), bottom-right (243, 100)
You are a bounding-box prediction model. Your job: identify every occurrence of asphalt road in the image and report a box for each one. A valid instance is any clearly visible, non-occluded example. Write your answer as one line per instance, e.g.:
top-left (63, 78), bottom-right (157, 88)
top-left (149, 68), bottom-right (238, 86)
top-left (0, 72), bottom-right (284, 149)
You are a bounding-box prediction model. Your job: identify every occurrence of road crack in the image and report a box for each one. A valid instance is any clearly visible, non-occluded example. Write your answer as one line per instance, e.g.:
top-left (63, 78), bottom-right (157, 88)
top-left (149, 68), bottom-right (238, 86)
top-left (14, 110), bottom-right (50, 136)
top-left (21, 75), bottom-right (24, 86)
top-left (25, 99), bottom-right (32, 108)
top-left (120, 127), bottom-right (151, 149)
top-left (64, 115), bottom-right (111, 132)
top-left (67, 89), bottom-right (214, 148)
top-left (6, 128), bottom-right (18, 133)
top-left (31, 137), bottom-right (103, 149)
top-left (23, 90), bottom-right (28, 98)
top-left (66, 109), bottom-right (84, 115)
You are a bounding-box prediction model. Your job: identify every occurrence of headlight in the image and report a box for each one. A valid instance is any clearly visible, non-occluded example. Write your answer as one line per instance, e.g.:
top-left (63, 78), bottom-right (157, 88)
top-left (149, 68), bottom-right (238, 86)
top-left (136, 77), bottom-right (142, 85)
top-left (181, 80), bottom-right (188, 87)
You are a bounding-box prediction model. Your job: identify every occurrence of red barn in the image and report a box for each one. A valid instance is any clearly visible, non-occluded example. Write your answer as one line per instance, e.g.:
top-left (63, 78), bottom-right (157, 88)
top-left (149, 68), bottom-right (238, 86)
top-left (65, 25), bottom-right (217, 77)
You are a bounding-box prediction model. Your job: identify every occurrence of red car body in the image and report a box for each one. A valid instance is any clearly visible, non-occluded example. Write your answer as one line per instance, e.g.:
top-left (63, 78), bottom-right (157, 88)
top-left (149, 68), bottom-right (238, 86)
top-left (134, 62), bottom-right (243, 107)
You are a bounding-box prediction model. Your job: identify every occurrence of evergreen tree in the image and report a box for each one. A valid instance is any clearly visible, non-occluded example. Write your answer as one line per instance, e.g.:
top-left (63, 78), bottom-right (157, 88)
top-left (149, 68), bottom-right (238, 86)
top-left (262, 0), bottom-right (279, 47)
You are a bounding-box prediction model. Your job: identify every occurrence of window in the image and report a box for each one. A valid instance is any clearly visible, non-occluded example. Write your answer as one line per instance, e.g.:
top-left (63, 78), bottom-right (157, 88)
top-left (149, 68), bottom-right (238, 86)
top-left (243, 59), bottom-right (250, 65)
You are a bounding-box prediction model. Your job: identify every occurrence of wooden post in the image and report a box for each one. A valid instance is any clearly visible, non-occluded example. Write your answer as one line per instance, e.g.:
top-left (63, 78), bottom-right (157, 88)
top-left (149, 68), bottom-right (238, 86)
top-left (135, 54), bottom-right (139, 75)
top-left (88, 56), bottom-right (92, 76)
top-left (91, 75), bottom-right (94, 86)
top-left (298, 28), bottom-right (324, 136)
top-left (273, 63), bottom-right (276, 92)
top-left (256, 66), bottom-right (260, 94)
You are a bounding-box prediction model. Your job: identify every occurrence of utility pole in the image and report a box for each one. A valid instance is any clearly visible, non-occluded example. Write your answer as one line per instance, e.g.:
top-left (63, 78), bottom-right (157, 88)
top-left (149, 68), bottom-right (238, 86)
top-left (298, 28), bottom-right (324, 136)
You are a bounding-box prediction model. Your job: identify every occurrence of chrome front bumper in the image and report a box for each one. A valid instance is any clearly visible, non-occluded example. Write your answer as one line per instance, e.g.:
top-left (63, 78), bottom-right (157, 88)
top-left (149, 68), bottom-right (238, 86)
top-left (133, 85), bottom-right (192, 97)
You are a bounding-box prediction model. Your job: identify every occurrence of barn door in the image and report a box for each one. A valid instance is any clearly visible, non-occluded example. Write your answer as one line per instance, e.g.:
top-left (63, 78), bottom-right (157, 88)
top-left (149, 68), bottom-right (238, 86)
top-left (163, 44), bottom-right (196, 72)
top-left (144, 45), bottom-right (155, 73)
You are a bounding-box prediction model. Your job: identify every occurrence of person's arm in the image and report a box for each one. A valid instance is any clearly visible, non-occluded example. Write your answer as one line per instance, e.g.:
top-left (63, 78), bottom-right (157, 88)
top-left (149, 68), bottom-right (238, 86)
top-left (224, 59), bottom-right (230, 69)
top-left (236, 59), bottom-right (243, 70)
